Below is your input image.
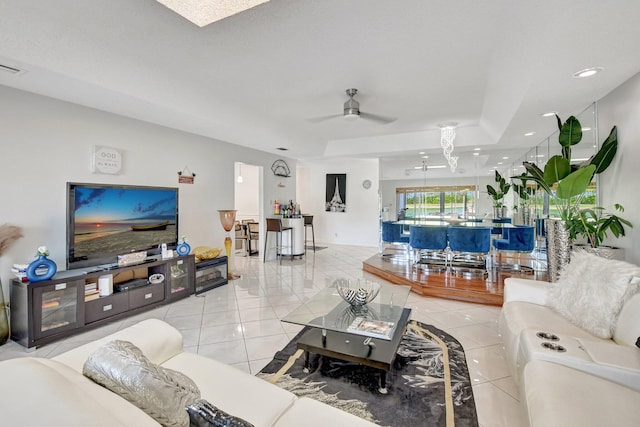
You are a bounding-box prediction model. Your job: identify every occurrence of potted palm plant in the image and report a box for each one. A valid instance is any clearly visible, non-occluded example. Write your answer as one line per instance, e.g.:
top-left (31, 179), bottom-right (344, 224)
top-left (513, 115), bottom-right (621, 279)
top-left (566, 204), bottom-right (632, 259)
top-left (487, 170), bottom-right (511, 218)
top-left (512, 173), bottom-right (535, 225)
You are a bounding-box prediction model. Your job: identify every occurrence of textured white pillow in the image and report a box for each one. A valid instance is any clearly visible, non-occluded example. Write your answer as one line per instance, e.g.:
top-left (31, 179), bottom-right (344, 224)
top-left (84, 340), bottom-right (200, 427)
top-left (546, 250), bottom-right (640, 339)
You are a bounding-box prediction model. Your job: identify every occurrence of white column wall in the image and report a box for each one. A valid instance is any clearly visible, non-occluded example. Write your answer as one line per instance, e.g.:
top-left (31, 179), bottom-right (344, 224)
top-left (596, 71), bottom-right (640, 263)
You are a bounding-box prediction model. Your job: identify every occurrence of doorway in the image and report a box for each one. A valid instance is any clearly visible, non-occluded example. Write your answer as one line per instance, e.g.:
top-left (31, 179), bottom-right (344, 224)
top-left (234, 162), bottom-right (262, 257)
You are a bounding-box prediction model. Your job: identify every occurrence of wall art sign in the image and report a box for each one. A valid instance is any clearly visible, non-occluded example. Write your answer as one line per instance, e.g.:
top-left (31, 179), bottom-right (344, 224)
top-left (325, 173), bottom-right (346, 212)
top-left (91, 145), bottom-right (122, 174)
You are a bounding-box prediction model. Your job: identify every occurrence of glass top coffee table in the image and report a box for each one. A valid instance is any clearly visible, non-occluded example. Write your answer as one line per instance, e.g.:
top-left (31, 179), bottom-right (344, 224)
top-left (282, 281), bottom-right (412, 394)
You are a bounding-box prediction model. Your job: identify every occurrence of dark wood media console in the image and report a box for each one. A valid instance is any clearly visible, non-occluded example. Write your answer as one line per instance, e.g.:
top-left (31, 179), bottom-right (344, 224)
top-left (9, 254), bottom-right (208, 349)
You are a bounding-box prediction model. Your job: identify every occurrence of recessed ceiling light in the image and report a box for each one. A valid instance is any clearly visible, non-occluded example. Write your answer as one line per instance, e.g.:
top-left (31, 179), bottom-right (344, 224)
top-left (422, 155), bottom-right (429, 159)
top-left (502, 156), bottom-right (509, 160)
top-left (419, 152), bottom-right (425, 155)
top-left (474, 147), bottom-right (481, 151)
top-left (573, 67), bottom-right (603, 78)
top-left (524, 132), bottom-right (536, 136)
top-left (536, 154), bottom-right (545, 158)
top-left (473, 153), bottom-right (479, 156)
top-left (541, 111), bottom-right (558, 117)
top-left (154, 0), bottom-right (270, 27)
top-left (582, 127), bottom-right (591, 131)
top-left (498, 162), bottom-right (504, 165)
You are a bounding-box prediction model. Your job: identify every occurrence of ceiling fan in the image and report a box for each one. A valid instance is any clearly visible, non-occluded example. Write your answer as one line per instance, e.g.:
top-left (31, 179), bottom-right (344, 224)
top-left (309, 88), bottom-right (396, 124)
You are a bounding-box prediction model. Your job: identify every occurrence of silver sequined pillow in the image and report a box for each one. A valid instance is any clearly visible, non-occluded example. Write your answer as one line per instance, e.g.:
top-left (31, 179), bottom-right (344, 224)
top-left (83, 340), bottom-right (200, 427)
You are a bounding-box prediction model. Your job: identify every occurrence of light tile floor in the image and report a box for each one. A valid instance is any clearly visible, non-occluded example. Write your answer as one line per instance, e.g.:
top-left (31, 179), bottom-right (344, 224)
top-left (0, 245), bottom-right (528, 426)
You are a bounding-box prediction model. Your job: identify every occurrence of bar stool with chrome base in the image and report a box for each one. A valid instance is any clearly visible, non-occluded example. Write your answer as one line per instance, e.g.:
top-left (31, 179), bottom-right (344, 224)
top-left (447, 226), bottom-right (492, 278)
top-left (492, 225), bottom-right (536, 274)
top-left (381, 221), bottom-right (410, 260)
top-left (409, 225), bottom-right (448, 272)
top-left (264, 218), bottom-right (293, 264)
top-left (303, 214), bottom-right (315, 252)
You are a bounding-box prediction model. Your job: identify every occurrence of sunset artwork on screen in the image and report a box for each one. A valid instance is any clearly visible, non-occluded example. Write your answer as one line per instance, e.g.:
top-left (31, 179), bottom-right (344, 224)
top-left (67, 183), bottom-right (178, 269)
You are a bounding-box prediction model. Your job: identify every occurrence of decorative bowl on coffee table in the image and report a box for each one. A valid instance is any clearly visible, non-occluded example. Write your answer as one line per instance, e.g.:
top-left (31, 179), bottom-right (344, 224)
top-left (335, 278), bottom-right (381, 307)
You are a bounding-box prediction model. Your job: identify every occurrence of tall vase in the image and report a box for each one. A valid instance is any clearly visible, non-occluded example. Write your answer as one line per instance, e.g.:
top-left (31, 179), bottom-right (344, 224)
top-left (0, 279), bottom-right (9, 346)
top-left (545, 218), bottom-right (571, 282)
top-left (218, 210), bottom-right (239, 279)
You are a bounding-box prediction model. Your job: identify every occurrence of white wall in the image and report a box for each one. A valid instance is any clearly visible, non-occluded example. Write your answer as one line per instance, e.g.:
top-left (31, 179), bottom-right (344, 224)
top-left (296, 158), bottom-right (379, 246)
top-left (0, 86), bottom-right (296, 294)
top-left (595, 71), bottom-right (640, 263)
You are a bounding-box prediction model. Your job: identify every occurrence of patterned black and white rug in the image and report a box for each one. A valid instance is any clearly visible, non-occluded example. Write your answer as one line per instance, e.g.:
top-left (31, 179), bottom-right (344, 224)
top-left (258, 320), bottom-right (479, 427)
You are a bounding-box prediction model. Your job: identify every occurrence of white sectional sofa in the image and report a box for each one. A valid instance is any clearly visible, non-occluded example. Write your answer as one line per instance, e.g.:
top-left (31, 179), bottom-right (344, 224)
top-left (1, 319), bottom-right (377, 427)
top-left (499, 251), bottom-right (640, 427)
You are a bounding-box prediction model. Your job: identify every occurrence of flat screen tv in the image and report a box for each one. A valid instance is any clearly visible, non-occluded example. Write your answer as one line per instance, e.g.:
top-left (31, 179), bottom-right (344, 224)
top-left (67, 182), bottom-right (179, 270)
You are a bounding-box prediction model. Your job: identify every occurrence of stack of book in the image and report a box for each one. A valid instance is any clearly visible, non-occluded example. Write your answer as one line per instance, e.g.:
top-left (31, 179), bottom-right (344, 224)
top-left (84, 282), bottom-right (100, 302)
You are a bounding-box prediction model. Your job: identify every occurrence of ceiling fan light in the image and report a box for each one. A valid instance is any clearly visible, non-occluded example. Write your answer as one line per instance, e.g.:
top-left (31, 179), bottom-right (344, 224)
top-left (343, 110), bottom-right (360, 121)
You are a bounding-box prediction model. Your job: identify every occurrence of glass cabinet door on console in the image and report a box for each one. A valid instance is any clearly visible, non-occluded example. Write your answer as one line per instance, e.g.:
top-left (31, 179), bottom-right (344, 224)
top-left (164, 257), bottom-right (195, 301)
top-left (33, 279), bottom-right (84, 340)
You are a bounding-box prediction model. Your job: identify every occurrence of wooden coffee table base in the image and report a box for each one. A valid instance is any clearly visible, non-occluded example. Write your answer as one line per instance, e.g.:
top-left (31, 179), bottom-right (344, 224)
top-left (296, 308), bottom-right (412, 394)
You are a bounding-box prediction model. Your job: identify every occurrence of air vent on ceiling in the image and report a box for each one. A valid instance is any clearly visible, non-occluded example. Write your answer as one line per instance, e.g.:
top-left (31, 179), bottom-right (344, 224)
top-left (0, 63), bottom-right (25, 75)
top-left (276, 147), bottom-right (288, 151)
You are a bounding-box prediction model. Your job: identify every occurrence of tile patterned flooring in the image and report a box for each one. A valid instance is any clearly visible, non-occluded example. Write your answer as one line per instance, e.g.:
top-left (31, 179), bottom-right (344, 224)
top-left (0, 245), bottom-right (528, 426)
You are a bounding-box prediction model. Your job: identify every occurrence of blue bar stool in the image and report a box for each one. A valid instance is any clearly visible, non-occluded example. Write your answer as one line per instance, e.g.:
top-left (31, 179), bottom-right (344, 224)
top-left (409, 225), bottom-right (448, 272)
top-left (381, 221), bottom-right (410, 260)
top-left (492, 225), bottom-right (536, 274)
top-left (491, 217), bottom-right (512, 236)
top-left (447, 226), bottom-right (492, 278)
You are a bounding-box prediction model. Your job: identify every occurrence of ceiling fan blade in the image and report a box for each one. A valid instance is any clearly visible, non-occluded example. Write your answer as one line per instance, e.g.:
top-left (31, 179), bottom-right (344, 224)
top-left (307, 114), bottom-right (342, 123)
top-left (360, 111), bottom-right (396, 124)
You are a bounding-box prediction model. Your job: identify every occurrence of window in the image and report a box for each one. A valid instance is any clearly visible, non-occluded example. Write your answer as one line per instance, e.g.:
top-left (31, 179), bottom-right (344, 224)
top-left (396, 185), bottom-right (476, 218)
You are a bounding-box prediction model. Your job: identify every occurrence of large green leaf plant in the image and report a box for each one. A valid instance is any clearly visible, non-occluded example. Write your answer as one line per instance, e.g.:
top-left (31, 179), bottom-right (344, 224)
top-left (486, 170), bottom-right (511, 208)
top-left (514, 115), bottom-right (631, 245)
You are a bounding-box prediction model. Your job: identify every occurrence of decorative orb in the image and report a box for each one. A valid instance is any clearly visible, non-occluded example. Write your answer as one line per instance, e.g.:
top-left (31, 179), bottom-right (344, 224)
top-left (335, 278), bottom-right (381, 307)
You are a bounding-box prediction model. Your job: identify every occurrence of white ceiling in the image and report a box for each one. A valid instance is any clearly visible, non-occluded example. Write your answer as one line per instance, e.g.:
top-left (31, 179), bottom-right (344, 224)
top-left (1, 0), bottom-right (639, 179)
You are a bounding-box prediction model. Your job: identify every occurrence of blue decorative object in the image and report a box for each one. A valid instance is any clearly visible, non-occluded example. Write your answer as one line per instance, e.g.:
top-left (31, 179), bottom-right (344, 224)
top-left (176, 242), bottom-right (191, 256)
top-left (26, 255), bottom-right (57, 282)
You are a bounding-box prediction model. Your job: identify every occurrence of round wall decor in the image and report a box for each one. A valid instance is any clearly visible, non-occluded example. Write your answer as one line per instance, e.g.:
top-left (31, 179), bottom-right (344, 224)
top-left (362, 179), bottom-right (372, 189)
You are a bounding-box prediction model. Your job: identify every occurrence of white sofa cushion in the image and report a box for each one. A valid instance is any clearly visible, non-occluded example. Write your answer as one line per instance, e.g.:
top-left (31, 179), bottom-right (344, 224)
top-left (3, 358), bottom-right (158, 427)
top-left (523, 360), bottom-right (640, 427)
top-left (613, 292), bottom-right (640, 346)
top-left (546, 250), bottom-right (640, 339)
top-left (161, 351), bottom-right (298, 427)
top-left (499, 300), bottom-right (609, 378)
top-left (54, 318), bottom-right (184, 373)
top-left (274, 397), bottom-right (380, 427)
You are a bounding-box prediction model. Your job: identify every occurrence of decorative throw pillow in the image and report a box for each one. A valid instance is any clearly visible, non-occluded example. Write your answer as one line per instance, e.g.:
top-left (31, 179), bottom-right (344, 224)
top-left (187, 399), bottom-right (254, 427)
top-left (83, 340), bottom-right (200, 427)
top-left (546, 250), bottom-right (640, 339)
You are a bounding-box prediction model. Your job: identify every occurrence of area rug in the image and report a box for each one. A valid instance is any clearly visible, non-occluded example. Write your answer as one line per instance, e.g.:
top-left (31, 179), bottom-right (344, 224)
top-left (258, 321), bottom-right (478, 427)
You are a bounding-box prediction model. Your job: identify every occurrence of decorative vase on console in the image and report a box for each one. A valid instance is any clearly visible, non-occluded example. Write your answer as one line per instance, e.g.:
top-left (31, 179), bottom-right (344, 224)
top-left (0, 224), bottom-right (23, 346)
top-left (26, 246), bottom-right (57, 283)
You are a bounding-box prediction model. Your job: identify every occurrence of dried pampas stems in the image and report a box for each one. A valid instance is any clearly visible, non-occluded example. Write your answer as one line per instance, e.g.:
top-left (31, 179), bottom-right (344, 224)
top-left (0, 224), bottom-right (23, 257)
